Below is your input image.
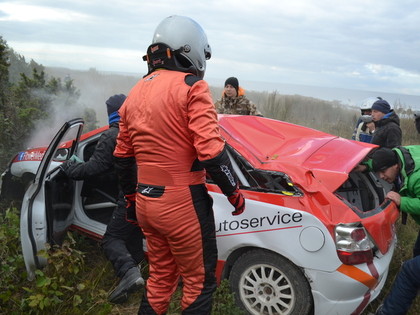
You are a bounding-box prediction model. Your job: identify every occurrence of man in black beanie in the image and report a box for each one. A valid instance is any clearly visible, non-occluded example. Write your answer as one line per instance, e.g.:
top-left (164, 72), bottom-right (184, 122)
top-left (215, 76), bottom-right (262, 116)
top-left (371, 147), bottom-right (399, 174)
top-left (61, 94), bottom-right (145, 303)
top-left (107, 93), bottom-right (126, 122)
top-left (370, 98), bottom-right (402, 148)
top-left (357, 146), bottom-right (420, 315)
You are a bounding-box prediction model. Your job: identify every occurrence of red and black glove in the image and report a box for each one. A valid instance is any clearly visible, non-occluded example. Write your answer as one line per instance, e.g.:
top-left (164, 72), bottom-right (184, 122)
top-left (124, 193), bottom-right (138, 225)
top-left (228, 189), bottom-right (245, 216)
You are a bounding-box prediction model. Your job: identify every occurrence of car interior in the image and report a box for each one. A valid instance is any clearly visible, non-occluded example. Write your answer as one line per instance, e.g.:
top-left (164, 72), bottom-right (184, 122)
top-left (223, 145), bottom-right (302, 196)
top-left (336, 171), bottom-right (392, 214)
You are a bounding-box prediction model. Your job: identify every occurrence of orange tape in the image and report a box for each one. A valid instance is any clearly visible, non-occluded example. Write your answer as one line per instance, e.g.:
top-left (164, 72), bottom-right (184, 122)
top-left (337, 264), bottom-right (377, 289)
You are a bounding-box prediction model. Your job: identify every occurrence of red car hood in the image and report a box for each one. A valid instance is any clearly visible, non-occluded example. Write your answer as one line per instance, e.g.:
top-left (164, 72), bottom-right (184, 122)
top-left (218, 115), bottom-right (377, 192)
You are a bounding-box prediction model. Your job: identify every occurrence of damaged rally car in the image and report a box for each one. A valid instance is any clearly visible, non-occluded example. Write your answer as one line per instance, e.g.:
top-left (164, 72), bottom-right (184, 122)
top-left (4, 115), bottom-right (399, 315)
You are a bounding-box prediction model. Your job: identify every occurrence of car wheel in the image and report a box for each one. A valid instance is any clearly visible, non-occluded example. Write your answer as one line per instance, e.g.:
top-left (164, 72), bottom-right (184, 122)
top-left (229, 249), bottom-right (313, 315)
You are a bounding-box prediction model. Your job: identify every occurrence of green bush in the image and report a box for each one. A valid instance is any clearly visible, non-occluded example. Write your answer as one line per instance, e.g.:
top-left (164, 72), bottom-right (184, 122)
top-left (20, 235), bottom-right (112, 314)
top-left (0, 206), bottom-right (244, 315)
top-left (0, 206), bottom-right (26, 313)
top-left (0, 206), bottom-right (114, 314)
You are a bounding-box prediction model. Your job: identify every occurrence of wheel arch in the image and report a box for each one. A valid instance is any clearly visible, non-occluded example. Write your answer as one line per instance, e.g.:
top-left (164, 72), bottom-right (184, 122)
top-left (225, 247), bottom-right (315, 315)
top-left (21, 172), bottom-right (36, 186)
top-left (221, 246), bottom-right (311, 282)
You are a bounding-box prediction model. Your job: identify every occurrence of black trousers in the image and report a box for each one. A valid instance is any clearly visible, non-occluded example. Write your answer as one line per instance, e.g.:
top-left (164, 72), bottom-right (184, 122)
top-left (101, 198), bottom-right (144, 278)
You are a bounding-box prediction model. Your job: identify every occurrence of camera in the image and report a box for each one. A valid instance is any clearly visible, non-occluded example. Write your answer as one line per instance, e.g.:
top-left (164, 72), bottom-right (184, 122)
top-left (361, 115), bottom-right (373, 123)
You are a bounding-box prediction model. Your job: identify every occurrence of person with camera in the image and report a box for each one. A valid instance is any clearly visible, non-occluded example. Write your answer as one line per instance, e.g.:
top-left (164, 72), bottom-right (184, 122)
top-left (352, 97), bottom-right (376, 143)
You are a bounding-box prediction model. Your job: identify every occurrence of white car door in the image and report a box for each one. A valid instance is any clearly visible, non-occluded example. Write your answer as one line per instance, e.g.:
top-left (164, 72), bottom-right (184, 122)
top-left (20, 118), bottom-right (84, 280)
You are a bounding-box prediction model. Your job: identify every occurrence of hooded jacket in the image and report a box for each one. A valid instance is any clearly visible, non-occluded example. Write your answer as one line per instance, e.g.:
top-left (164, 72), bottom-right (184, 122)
top-left (393, 146), bottom-right (420, 225)
top-left (371, 110), bottom-right (402, 148)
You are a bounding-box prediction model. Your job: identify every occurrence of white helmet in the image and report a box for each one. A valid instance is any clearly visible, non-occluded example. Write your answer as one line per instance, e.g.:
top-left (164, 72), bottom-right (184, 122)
top-left (360, 97), bottom-right (381, 111)
top-left (145, 15), bottom-right (212, 78)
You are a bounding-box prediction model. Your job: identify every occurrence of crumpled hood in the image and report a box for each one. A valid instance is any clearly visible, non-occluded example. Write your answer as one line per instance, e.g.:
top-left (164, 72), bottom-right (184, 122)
top-left (218, 115), bottom-right (376, 192)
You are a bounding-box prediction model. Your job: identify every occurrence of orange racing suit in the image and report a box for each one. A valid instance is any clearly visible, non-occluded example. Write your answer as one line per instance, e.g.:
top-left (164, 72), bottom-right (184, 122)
top-left (114, 69), bottom-right (240, 315)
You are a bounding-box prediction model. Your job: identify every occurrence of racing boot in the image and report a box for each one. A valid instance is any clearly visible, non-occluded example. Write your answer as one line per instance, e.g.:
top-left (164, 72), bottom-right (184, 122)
top-left (109, 266), bottom-right (144, 304)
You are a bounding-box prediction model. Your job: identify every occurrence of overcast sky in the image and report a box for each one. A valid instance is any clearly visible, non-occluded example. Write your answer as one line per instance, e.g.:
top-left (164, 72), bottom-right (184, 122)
top-left (1, 0), bottom-right (420, 99)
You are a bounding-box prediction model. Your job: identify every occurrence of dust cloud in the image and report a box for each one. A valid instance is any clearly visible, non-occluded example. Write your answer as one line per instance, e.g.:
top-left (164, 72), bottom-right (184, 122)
top-left (24, 67), bottom-right (142, 150)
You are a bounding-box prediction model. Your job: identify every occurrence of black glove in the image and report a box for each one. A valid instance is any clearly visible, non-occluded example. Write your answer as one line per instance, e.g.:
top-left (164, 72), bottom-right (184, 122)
top-left (60, 160), bottom-right (75, 175)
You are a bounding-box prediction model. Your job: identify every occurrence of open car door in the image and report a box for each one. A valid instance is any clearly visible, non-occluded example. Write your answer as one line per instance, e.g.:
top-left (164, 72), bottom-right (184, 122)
top-left (20, 119), bottom-right (84, 280)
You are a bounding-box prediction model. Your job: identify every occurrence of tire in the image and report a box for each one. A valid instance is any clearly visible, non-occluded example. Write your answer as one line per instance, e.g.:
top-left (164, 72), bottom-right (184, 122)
top-left (22, 173), bottom-right (35, 191)
top-left (229, 249), bottom-right (313, 315)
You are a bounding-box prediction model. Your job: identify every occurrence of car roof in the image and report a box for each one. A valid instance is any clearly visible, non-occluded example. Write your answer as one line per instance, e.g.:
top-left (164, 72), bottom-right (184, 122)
top-left (218, 115), bottom-right (376, 192)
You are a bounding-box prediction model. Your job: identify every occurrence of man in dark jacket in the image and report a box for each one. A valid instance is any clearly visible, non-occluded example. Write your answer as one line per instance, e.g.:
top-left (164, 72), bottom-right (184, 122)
top-left (61, 94), bottom-right (144, 304)
top-left (370, 99), bottom-right (402, 148)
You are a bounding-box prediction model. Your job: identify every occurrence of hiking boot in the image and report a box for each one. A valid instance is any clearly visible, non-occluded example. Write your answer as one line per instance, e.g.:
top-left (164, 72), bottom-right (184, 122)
top-left (109, 267), bottom-right (144, 304)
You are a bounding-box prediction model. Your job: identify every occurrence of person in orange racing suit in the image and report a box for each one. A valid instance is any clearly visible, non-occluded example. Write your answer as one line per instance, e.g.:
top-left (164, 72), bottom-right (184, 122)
top-left (113, 15), bottom-right (245, 315)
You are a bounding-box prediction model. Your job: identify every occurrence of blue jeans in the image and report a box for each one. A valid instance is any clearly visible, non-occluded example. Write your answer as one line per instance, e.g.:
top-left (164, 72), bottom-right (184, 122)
top-left (378, 255), bottom-right (420, 315)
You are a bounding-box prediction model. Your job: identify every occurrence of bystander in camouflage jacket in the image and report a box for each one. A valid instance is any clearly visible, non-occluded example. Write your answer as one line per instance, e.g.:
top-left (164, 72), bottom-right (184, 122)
top-left (215, 87), bottom-right (262, 116)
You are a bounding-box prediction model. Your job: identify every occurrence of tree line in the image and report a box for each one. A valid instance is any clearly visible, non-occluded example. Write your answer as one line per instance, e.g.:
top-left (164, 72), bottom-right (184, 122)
top-left (0, 37), bottom-right (98, 171)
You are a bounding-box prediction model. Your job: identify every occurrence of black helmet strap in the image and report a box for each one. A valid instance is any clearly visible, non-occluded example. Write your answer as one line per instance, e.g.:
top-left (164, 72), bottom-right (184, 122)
top-left (142, 43), bottom-right (196, 76)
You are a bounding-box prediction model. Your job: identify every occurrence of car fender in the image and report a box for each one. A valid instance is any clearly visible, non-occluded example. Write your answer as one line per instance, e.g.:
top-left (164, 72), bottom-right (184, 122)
top-left (212, 191), bottom-right (341, 272)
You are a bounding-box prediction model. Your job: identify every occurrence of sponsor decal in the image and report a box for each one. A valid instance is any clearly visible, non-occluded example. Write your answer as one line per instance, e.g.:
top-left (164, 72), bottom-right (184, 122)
top-left (141, 186), bottom-right (153, 194)
top-left (216, 210), bottom-right (303, 236)
top-left (16, 150), bottom-right (44, 162)
top-left (145, 73), bottom-right (159, 81)
top-left (220, 164), bottom-right (236, 186)
top-left (17, 152), bottom-right (25, 161)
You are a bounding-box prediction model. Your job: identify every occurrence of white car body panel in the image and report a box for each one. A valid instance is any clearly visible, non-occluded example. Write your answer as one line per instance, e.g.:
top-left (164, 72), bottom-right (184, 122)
top-left (212, 193), bottom-right (340, 271)
top-left (20, 181), bottom-right (48, 279)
